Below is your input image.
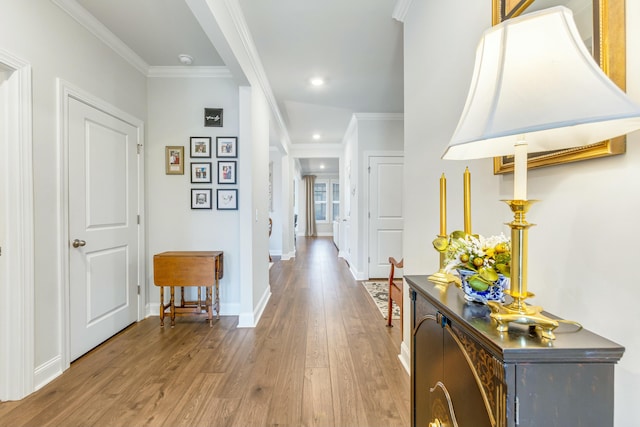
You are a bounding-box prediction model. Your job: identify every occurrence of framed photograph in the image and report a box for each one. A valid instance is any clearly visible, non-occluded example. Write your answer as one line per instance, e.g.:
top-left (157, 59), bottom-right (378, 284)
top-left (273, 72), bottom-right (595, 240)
top-left (216, 137), bottom-right (237, 158)
top-left (217, 189), bottom-right (238, 210)
top-left (165, 146), bottom-right (184, 175)
top-left (190, 162), bottom-right (212, 183)
top-left (204, 108), bottom-right (223, 127)
top-left (218, 161), bottom-right (237, 184)
top-left (191, 188), bottom-right (212, 209)
top-left (190, 137), bottom-right (211, 158)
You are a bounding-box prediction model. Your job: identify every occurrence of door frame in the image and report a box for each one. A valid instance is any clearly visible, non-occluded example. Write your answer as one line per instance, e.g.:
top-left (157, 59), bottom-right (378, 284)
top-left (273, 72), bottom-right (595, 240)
top-left (0, 50), bottom-right (35, 401)
top-left (363, 151), bottom-right (403, 279)
top-left (57, 80), bottom-right (145, 370)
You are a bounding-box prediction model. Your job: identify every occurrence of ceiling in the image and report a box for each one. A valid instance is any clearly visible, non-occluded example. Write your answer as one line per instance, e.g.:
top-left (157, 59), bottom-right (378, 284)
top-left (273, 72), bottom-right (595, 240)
top-left (67, 0), bottom-right (404, 174)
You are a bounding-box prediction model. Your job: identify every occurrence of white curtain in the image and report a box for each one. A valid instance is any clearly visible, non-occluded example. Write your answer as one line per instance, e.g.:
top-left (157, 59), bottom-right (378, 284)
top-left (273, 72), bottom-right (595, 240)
top-left (304, 175), bottom-right (317, 237)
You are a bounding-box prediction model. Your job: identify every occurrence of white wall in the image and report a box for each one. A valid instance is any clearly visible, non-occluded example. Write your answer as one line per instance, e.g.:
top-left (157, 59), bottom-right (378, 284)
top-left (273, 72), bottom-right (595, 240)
top-left (239, 85), bottom-right (271, 327)
top-left (268, 150), bottom-right (283, 256)
top-left (343, 114), bottom-right (404, 280)
top-left (268, 147), bottom-right (295, 260)
top-left (403, 1), bottom-right (640, 425)
top-left (0, 0), bottom-right (147, 389)
top-left (146, 75), bottom-right (240, 312)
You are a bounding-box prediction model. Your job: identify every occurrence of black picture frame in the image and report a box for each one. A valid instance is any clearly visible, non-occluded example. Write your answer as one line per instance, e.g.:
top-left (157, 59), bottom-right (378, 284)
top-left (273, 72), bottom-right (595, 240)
top-left (191, 188), bottom-right (212, 209)
top-left (217, 161), bottom-right (237, 184)
top-left (190, 162), bottom-right (212, 183)
top-left (204, 108), bottom-right (223, 127)
top-left (217, 189), bottom-right (238, 210)
top-left (190, 137), bottom-right (211, 158)
top-left (216, 136), bottom-right (237, 158)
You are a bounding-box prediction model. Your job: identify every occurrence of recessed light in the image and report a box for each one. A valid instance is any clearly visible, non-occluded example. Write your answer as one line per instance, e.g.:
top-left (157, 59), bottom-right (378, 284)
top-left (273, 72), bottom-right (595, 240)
top-left (312, 133), bottom-right (321, 140)
top-left (178, 54), bottom-right (193, 65)
top-left (320, 164), bottom-right (325, 169)
top-left (310, 77), bottom-right (325, 86)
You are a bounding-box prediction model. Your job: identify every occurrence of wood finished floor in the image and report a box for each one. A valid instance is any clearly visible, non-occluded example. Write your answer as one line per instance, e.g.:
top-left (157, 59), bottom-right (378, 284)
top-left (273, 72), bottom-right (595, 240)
top-left (0, 237), bottom-right (410, 427)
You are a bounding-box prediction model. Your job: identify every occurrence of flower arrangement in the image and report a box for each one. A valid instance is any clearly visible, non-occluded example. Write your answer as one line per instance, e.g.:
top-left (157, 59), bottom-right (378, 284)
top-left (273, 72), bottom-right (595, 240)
top-left (437, 231), bottom-right (511, 292)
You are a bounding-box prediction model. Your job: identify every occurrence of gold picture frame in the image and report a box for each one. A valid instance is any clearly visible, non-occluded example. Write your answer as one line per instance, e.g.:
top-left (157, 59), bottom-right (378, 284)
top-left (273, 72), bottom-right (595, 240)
top-left (165, 146), bottom-right (184, 175)
top-left (492, 0), bottom-right (626, 174)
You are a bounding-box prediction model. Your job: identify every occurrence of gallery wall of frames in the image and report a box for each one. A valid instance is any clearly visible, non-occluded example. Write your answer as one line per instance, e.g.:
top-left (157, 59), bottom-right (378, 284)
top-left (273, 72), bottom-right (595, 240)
top-left (164, 108), bottom-right (239, 210)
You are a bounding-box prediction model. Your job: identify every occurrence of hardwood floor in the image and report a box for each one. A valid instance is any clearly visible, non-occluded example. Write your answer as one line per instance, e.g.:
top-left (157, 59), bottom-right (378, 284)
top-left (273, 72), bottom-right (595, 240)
top-left (0, 237), bottom-right (410, 427)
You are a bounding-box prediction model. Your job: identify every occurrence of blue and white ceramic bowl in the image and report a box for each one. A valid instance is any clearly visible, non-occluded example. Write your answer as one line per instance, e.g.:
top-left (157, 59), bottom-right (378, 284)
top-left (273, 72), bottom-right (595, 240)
top-left (457, 269), bottom-right (509, 304)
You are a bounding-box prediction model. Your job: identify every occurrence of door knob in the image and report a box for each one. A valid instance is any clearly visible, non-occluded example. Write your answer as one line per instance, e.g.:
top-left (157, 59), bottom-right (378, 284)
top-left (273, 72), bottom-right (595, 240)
top-left (72, 239), bottom-right (86, 248)
top-left (429, 419), bottom-right (443, 427)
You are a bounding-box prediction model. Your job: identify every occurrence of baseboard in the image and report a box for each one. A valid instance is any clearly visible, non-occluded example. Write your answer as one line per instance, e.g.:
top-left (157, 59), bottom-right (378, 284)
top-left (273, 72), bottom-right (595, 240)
top-left (237, 285), bottom-right (271, 328)
top-left (34, 355), bottom-right (63, 392)
top-left (349, 265), bottom-right (368, 281)
top-left (399, 341), bottom-right (410, 375)
top-left (281, 250), bottom-right (295, 260)
top-left (269, 249), bottom-right (282, 257)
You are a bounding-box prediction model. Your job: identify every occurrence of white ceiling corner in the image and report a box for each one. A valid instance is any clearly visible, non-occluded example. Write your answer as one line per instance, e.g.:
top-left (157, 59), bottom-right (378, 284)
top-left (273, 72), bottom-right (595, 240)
top-left (51, 0), bottom-right (149, 75)
top-left (392, 0), bottom-right (414, 22)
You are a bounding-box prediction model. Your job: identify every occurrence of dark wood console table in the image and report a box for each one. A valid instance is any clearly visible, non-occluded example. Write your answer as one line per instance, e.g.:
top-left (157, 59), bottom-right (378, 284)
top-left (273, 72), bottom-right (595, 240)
top-left (153, 251), bottom-right (223, 327)
top-left (406, 275), bottom-right (624, 427)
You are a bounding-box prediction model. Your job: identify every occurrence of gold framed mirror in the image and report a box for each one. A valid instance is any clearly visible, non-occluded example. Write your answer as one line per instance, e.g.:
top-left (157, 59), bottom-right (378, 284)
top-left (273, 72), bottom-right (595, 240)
top-left (492, 0), bottom-right (626, 174)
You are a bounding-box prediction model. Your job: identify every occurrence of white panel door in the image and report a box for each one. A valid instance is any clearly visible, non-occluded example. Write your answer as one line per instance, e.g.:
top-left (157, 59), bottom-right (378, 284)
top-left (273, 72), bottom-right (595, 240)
top-left (68, 98), bottom-right (138, 361)
top-left (368, 156), bottom-right (404, 278)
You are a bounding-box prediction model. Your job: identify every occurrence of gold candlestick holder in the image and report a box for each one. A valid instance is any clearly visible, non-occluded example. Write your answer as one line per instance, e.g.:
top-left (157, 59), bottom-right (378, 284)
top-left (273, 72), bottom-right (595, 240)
top-left (429, 235), bottom-right (460, 289)
top-left (487, 200), bottom-right (559, 339)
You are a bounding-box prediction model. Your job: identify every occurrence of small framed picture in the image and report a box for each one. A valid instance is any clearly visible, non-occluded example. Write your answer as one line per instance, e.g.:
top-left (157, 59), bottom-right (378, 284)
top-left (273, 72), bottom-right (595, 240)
top-left (190, 137), bottom-right (211, 158)
top-left (204, 108), bottom-right (223, 127)
top-left (216, 137), bottom-right (237, 158)
top-left (165, 146), bottom-right (184, 175)
top-left (191, 188), bottom-right (212, 209)
top-left (217, 189), bottom-right (238, 210)
top-left (190, 162), bottom-right (212, 183)
top-left (218, 161), bottom-right (237, 184)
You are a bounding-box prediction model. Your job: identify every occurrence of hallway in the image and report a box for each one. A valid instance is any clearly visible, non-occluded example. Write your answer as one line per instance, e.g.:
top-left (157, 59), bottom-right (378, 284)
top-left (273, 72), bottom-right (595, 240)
top-left (0, 237), bottom-right (410, 427)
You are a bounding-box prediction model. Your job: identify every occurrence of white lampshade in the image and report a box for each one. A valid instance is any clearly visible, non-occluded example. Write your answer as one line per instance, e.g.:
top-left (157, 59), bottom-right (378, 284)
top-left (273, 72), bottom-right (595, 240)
top-left (443, 6), bottom-right (640, 160)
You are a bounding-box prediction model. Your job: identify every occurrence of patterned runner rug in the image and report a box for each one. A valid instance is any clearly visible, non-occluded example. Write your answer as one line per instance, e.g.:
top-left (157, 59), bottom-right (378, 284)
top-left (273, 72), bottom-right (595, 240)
top-left (361, 281), bottom-right (400, 320)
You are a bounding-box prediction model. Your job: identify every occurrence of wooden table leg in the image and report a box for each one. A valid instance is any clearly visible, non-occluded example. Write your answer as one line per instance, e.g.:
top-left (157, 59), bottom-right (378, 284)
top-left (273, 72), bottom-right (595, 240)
top-left (205, 286), bottom-right (213, 327)
top-left (170, 286), bottom-right (176, 327)
top-left (159, 286), bottom-right (165, 327)
top-left (215, 257), bottom-right (221, 319)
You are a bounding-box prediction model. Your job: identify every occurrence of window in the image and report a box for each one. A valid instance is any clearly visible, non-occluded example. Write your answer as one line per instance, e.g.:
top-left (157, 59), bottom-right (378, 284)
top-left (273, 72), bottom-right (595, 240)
top-left (332, 182), bottom-right (340, 220)
top-left (314, 182), bottom-right (327, 221)
top-left (314, 179), bottom-right (340, 222)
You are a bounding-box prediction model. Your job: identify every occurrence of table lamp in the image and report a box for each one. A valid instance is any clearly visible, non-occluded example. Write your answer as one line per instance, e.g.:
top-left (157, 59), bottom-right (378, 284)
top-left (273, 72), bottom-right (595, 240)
top-left (442, 6), bottom-right (640, 339)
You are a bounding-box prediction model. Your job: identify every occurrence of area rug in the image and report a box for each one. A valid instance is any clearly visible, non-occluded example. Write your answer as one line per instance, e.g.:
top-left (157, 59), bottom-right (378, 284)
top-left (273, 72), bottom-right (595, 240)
top-left (361, 281), bottom-right (400, 320)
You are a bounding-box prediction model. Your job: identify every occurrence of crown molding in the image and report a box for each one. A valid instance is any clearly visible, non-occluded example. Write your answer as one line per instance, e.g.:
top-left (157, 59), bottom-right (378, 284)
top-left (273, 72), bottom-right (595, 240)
top-left (147, 66), bottom-right (232, 78)
top-left (392, 0), bottom-right (414, 22)
top-left (51, 0), bottom-right (149, 75)
top-left (353, 112), bottom-right (404, 121)
top-left (223, 0), bottom-right (292, 151)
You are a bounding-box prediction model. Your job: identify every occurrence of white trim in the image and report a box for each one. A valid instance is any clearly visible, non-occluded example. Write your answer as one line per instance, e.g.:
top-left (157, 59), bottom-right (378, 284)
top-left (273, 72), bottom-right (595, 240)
top-left (0, 49), bottom-right (35, 401)
top-left (34, 356), bottom-right (63, 392)
top-left (392, 0), bottom-right (415, 23)
top-left (223, 0), bottom-right (292, 152)
top-left (399, 341), bottom-right (410, 374)
top-left (147, 66), bottom-right (233, 79)
top-left (237, 284), bottom-right (271, 328)
top-left (353, 112), bottom-right (404, 121)
top-left (281, 251), bottom-right (296, 261)
top-left (57, 79), bottom-right (146, 371)
top-left (362, 151), bottom-right (404, 279)
top-left (51, 0), bottom-right (149, 75)
top-left (349, 265), bottom-right (368, 281)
